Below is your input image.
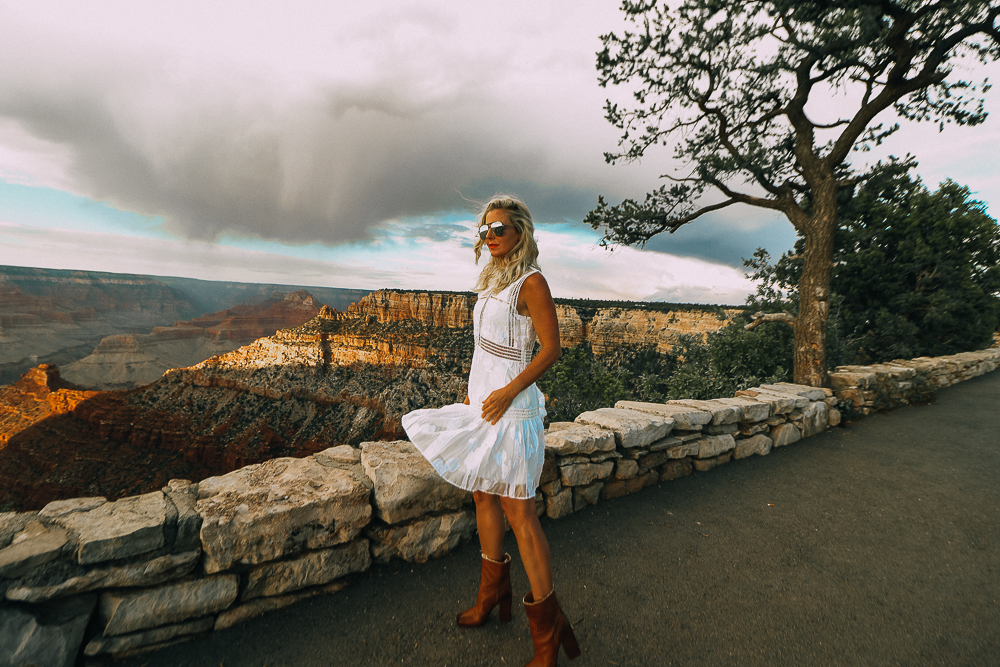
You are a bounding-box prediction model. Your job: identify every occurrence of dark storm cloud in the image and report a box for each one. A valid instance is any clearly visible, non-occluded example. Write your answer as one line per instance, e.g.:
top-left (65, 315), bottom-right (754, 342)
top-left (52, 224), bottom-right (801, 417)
top-left (640, 209), bottom-right (799, 269)
top-left (460, 180), bottom-right (605, 224)
top-left (0, 72), bottom-right (512, 244)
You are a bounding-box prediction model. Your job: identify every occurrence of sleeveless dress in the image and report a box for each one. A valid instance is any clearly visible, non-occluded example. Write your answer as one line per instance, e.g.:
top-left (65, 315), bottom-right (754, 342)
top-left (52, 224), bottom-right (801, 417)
top-left (401, 270), bottom-right (546, 499)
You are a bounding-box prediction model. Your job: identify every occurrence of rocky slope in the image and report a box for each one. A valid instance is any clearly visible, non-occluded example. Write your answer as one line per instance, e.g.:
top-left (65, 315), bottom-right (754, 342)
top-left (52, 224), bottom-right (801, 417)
top-left (0, 290), bottom-right (740, 511)
top-left (0, 298), bottom-right (472, 511)
top-left (61, 291), bottom-right (323, 390)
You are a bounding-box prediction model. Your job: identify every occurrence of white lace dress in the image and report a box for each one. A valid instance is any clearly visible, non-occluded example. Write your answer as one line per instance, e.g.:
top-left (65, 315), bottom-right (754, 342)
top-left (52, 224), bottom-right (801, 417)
top-left (401, 270), bottom-right (546, 499)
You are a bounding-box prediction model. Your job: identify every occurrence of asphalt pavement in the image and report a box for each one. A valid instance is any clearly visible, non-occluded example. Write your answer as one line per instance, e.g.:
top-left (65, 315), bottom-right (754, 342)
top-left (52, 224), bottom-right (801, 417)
top-left (123, 370), bottom-right (1000, 667)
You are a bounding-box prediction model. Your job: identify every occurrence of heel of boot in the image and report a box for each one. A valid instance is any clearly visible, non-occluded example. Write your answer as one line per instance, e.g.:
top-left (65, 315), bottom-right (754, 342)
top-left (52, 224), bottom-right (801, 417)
top-left (498, 593), bottom-right (512, 622)
top-left (561, 621), bottom-right (581, 659)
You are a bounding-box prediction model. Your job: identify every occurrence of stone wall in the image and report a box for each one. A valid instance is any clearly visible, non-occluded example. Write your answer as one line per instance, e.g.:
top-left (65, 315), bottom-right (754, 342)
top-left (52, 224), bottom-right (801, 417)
top-left (829, 349), bottom-right (1000, 415)
top-left (1, 345), bottom-right (997, 666)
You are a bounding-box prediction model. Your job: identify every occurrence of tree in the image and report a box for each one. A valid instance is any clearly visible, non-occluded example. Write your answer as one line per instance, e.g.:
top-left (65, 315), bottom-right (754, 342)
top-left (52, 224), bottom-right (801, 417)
top-left (776, 160), bottom-right (1000, 361)
top-left (586, 0), bottom-right (1000, 386)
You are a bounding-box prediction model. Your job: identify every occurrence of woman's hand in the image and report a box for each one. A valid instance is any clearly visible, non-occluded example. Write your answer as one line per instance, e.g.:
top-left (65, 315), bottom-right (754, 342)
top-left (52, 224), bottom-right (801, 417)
top-left (481, 385), bottom-right (518, 425)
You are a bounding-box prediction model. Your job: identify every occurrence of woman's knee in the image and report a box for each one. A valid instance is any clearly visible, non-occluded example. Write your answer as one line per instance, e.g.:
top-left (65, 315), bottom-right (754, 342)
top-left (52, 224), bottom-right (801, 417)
top-left (500, 496), bottom-right (538, 529)
top-left (473, 490), bottom-right (501, 507)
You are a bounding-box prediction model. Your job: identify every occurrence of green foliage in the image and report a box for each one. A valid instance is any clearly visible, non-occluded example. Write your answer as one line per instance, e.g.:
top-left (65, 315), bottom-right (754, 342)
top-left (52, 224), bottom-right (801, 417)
top-left (744, 247), bottom-right (854, 370)
top-left (658, 309), bottom-right (795, 401)
top-left (539, 311), bottom-right (796, 412)
top-left (553, 297), bottom-right (732, 314)
top-left (538, 346), bottom-right (631, 424)
top-left (599, 343), bottom-right (679, 402)
top-left (777, 161), bottom-right (1000, 361)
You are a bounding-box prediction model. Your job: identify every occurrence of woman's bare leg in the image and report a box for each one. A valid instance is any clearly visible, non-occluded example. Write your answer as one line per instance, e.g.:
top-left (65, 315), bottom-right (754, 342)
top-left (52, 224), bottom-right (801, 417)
top-left (473, 491), bottom-right (506, 560)
top-left (500, 496), bottom-right (553, 599)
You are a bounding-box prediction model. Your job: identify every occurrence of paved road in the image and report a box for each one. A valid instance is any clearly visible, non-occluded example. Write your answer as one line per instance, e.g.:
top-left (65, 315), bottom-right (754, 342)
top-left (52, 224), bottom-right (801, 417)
top-left (125, 371), bottom-right (1000, 667)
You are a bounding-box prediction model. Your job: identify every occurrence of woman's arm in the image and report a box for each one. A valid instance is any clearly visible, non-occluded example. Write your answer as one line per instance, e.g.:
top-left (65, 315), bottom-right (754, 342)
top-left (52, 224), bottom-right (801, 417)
top-left (480, 273), bottom-right (562, 424)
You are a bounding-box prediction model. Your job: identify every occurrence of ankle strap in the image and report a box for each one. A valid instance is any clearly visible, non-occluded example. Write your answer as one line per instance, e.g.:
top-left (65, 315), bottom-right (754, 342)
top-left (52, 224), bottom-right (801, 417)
top-left (524, 587), bottom-right (555, 605)
top-left (481, 552), bottom-right (511, 565)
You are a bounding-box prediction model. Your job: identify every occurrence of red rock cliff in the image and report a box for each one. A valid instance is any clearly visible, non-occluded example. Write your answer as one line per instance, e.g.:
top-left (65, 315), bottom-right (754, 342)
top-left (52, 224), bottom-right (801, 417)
top-left (347, 291), bottom-right (475, 328)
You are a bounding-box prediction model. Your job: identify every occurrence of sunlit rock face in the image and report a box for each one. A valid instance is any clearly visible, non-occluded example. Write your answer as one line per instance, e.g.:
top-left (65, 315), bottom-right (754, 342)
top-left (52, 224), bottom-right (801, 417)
top-left (0, 365), bottom-right (99, 448)
top-left (555, 305), bottom-right (743, 354)
top-left (347, 291), bottom-right (476, 329)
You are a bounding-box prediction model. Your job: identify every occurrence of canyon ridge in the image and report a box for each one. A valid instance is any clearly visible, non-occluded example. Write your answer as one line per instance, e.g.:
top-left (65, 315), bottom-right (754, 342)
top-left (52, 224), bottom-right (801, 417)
top-left (0, 289), bottom-right (741, 512)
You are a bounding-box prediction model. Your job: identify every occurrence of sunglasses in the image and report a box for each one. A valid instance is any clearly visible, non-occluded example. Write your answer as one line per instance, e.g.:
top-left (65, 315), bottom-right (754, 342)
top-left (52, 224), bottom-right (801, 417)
top-left (478, 222), bottom-right (516, 240)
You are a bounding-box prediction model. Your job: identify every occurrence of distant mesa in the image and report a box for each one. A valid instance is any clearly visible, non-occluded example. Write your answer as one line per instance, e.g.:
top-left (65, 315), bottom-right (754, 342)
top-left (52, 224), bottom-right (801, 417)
top-left (61, 290), bottom-right (324, 390)
top-left (0, 272), bottom-right (192, 386)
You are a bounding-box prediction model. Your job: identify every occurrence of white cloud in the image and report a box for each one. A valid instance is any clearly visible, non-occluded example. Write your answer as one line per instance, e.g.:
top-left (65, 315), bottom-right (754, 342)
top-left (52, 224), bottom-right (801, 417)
top-left (0, 220), bottom-right (752, 304)
top-left (534, 229), bottom-right (752, 304)
top-left (0, 120), bottom-right (75, 189)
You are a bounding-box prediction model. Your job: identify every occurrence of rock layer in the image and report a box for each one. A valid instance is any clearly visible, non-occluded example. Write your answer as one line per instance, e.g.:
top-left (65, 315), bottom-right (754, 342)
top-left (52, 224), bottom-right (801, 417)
top-left (61, 291), bottom-right (322, 390)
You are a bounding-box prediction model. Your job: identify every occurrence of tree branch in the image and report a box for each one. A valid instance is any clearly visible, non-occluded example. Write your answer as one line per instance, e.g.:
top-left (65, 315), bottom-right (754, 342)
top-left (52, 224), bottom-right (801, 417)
top-left (661, 198), bottom-right (743, 233)
top-left (744, 311), bottom-right (796, 331)
top-left (828, 6), bottom-right (1000, 167)
top-left (705, 176), bottom-right (794, 216)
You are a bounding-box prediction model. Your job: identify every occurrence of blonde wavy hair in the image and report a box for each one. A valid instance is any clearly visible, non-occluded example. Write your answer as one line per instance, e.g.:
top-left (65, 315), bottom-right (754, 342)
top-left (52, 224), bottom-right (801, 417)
top-left (473, 194), bottom-right (541, 294)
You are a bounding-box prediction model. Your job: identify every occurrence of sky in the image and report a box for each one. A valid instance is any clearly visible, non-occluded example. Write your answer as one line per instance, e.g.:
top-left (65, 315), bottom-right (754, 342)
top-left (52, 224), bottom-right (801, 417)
top-left (0, 1), bottom-right (998, 306)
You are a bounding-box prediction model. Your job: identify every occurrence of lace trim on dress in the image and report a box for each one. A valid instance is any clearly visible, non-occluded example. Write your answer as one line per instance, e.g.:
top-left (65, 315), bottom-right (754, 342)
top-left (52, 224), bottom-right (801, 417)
top-left (507, 269), bottom-right (535, 340)
top-left (477, 335), bottom-right (532, 363)
top-left (476, 270), bottom-right (538, 365)
top-left (472, 401), bottom-right (541, 421)
top-left (502, 406), bottom-right (541, 420)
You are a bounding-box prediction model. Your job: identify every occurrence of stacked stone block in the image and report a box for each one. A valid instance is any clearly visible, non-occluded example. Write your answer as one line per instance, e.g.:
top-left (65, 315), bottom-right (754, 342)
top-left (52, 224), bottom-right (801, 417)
top-left (1, 345), bottom-right (996, 665)
top-left (0, 442), bottom-right (470, 665)
top-left (829, 347), bottom-right (1000, 414)
top-left (534, 382), bottom-right (840, 519)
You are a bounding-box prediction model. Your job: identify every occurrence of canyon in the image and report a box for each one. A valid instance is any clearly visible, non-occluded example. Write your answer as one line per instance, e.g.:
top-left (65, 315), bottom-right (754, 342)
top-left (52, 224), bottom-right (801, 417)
top-left (0, 289), bottom-right (741, 512)
top-left (0, 272), bottom-right (191, 386)
top-left (61, 291), bottom-right (322, 390)
top-left (0, 265), bottom-right (369, 384)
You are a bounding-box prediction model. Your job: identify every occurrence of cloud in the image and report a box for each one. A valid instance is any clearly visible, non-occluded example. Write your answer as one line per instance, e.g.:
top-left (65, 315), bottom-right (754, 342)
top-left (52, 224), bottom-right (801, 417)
top-left (640, 206), bottom-right (800, 267)
top-left (534, 228), bottom-right (753, 304)
top-left (1, 0), bottom-right (995, 281)
top-left (0, 1), bottom-right (648, 249)
top-left (0, 220), bottom-right (753, 304)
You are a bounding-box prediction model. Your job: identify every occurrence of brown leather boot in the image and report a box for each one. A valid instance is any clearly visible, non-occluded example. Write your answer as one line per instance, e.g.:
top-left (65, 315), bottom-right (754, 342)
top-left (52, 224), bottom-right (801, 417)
top-left (523, 588), bottom-right (581, 666)
top-left (456, 553), bottom-right (512, 627)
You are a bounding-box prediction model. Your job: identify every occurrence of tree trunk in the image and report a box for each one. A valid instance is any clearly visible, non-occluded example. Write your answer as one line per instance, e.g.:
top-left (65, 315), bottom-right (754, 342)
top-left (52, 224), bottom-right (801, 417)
top-left (792, 208), bottom-right (837, 387)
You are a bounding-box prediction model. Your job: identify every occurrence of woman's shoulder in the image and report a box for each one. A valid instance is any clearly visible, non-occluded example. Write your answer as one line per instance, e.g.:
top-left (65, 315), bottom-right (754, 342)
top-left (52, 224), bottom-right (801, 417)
top-left (518, 268), bottom-right (544, 284)
top-left (518, 271), bottom-right (551, 298)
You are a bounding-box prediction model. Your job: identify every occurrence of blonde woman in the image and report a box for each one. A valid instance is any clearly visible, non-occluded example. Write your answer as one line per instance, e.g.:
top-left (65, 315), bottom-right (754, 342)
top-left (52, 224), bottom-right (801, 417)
top-left (402, 195), bottom-right (579, 666)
